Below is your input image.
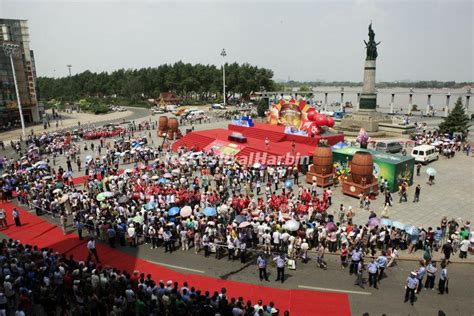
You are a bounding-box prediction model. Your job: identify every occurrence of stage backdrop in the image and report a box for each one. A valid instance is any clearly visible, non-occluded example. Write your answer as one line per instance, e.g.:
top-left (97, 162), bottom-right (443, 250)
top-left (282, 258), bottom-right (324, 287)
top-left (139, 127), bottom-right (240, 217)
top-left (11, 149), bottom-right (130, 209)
top-left (332, 147), bottom-right (415, 192)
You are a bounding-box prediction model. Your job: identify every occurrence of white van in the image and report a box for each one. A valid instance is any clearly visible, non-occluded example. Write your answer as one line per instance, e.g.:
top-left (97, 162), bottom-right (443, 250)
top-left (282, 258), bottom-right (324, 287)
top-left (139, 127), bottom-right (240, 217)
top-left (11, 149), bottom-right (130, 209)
top-left (411, 145), bottom-right (439, 164)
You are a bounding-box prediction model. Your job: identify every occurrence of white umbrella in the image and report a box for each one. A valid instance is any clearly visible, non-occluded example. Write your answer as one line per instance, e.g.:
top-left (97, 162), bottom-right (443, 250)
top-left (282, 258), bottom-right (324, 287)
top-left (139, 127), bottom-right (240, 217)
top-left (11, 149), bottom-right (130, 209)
top-left (426, 167), bottom-right (437, 176)
top-left (102, 191), bottom-right (115, 198)
top-left (52, 188), bottom-right (62, 194)
top-left (283, 219), bottom-right (300, 232)
top-left (239, 221), bottom-right (251, 228)
top-left (253, 163), bottom-right (261, 169)
top-left (59, 194), bottom-right (69, 204)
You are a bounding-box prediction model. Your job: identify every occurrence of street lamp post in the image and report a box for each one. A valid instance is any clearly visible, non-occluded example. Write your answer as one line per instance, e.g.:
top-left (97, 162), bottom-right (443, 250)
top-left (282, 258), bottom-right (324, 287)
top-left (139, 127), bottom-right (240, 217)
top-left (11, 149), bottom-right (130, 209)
top-left (221, 48), bottom-right (227, 106)
top-left (2, 43), bottom-right (26, 137)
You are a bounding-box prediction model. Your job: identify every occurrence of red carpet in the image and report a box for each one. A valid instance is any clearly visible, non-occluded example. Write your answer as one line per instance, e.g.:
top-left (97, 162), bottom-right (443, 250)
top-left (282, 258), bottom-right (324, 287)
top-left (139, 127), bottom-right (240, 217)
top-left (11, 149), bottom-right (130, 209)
top-left (0, 202), bottom-right (351, 315)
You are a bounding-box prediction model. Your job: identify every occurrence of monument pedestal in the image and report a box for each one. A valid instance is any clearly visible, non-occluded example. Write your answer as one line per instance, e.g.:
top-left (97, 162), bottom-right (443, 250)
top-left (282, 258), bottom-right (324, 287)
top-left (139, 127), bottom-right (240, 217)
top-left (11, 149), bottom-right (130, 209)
top-left (339, 110), bottom-right (391, 133)
top-left (341, 175), bottom-right (378, 198)
top-left (305, 172), bottom-right (334, 187)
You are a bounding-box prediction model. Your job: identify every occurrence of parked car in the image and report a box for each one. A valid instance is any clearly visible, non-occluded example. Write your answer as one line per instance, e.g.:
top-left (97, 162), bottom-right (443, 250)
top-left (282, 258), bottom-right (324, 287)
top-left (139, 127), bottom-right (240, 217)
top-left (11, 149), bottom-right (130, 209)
top-left (376, 141), bottom-right (403, 154)
top-left (411, 144), bottom-right (439, 164)
top-left (212, 104), bottom-right (225, 110)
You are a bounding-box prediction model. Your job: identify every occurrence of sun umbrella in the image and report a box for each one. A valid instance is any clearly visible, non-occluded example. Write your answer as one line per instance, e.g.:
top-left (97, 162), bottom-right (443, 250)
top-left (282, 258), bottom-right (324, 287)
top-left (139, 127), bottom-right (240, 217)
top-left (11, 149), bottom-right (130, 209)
top-left (33, 161), bottom-right (47, 167)
top-left (234, 215), bottom-right (246, 224)
top-left (284, 179), bottom-right (293, 189)
top-left (171, 168), bottom-right (180, 175)
top-left (1, 173), bottom-right (9, 178)
top-left (118, 195), bottom-right (129, 203)
top-left (96, 192), bottom-right (108, 201)
top-left (59, 194), bottom-right (69, 204)
top-left (381, 218), bottom-right (393, 227)
top-left (145, 201), bottom-right (157, 210)
top-left (180, 206), bottom-right (192, 218)
top-left (42, 175), bottom-right (53, 180)
top-left (133, 214), bottom-right (144, 224)
top-left (203, 207), bottom-right (217, 217)
top-left (239, 221), bottom-right (251, 228)
top-left (85, 155), bottom-right (92, 161)
top-left (151, 175), bottom-right (159, 180)
top-left (124, 169), bottom-right (133, 174)
top-left (168, 206), bottom-right (180, 217)
top-left (158, 178), bottom-right (169, 184)
top-left (392, 221), bottom-right (405, 230)
top-left (36, 164), bottom-right (48, 170)
top-left (426, 167), bottom-right (437, 176)
top-left (404, 225), bottom-right (419, 236)
top-left (283, 219), bottom-right (300, 232)
top-left (163, 173), bottom-right (173, 179)
top-left (368, 217), bottom-right (381, 228)
top-left (52, 188), bottom-right (62, 194)
top-left (253, 162), bottom-right (261, 169)
top-left (102, 191), bottom-right (115, 198)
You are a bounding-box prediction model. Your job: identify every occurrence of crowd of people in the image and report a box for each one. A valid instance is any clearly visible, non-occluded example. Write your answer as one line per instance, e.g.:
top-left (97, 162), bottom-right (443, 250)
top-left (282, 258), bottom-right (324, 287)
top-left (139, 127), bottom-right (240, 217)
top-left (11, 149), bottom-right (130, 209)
top-left (0, 238), bottom-right (284, 315)
top-left (0, 118), bottom-right (472, 314)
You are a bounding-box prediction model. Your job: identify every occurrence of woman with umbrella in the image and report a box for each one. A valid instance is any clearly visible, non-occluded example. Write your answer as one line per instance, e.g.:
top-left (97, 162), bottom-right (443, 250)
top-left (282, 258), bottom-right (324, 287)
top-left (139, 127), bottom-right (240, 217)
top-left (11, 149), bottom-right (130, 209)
top-left (426, 167), bottom-right (436, 185)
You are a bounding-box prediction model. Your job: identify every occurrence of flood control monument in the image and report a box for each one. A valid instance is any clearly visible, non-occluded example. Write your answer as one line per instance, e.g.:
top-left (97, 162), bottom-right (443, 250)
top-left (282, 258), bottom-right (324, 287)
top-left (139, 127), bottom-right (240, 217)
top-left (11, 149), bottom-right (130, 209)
top-left (339, 23), bottom-right (393, 134)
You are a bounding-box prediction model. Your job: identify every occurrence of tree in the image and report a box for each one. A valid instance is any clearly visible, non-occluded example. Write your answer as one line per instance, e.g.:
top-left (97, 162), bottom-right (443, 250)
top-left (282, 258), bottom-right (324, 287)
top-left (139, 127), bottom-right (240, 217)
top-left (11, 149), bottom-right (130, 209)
top-left (438, 97), bottom-right (470, 135)
top-left (257, 99), bottom-right (268, 117)
top-left (299, 85), bottom-right (311, 92)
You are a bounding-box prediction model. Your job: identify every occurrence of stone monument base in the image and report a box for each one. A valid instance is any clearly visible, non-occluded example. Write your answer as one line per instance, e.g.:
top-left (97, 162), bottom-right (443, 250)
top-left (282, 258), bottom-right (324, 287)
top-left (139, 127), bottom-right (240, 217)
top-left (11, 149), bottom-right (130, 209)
top-left (341, 175), bottom-right (379, 198)
top-left (305, 172), bottom-right (334, 187)
top-left (339, 110), bottom-right (392, 133)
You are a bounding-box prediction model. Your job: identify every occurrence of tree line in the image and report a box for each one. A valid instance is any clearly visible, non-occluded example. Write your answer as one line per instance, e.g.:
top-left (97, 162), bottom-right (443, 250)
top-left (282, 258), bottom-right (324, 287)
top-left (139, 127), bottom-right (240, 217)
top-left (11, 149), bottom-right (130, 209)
top-left (37, 61), bottom-right (276, 103)
top-left (285, 80), bottom-right (472, 89)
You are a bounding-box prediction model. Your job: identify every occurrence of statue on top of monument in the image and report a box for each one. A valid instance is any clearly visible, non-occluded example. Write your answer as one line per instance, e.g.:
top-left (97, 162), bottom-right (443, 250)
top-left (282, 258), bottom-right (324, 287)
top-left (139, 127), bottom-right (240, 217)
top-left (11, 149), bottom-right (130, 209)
top-left (364, 23), bottom-right (381, 61)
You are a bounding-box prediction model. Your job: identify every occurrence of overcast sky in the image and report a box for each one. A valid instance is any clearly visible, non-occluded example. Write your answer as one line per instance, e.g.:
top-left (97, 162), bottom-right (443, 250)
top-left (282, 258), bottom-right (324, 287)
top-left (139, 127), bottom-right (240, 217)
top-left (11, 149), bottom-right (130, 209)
top-left (2, 0), bottom-right (472, 82)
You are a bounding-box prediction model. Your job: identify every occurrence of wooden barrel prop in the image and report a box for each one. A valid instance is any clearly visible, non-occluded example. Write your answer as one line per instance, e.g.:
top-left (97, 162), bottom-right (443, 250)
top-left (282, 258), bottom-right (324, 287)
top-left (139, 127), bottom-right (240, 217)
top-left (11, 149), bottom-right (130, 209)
top-left (159, 116), bottom-right (168, 129)
top-left (350, 151), bottom-right (374, 184)
top-left (168, 118), bottom-right (179, 131)
top-left (312, 146), bottom-right (333, 175)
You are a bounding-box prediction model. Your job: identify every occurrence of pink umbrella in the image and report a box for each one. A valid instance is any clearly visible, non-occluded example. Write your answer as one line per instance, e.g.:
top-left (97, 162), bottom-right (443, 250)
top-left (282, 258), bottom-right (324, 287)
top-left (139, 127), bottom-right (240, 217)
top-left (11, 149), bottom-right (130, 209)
top-left (368, 217), bottom-right (381, 228)
top-left (239, 221), bottom-right (251, 228)
top-left (180, 206), bottom-right (192, 218)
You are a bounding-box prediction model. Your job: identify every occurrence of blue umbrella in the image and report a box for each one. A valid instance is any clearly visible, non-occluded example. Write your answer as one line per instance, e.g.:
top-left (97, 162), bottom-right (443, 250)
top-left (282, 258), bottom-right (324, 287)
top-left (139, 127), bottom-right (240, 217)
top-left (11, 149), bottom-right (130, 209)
top-left (145, 201), bottom-right (157, 210)
top-left (284, 179), bottom-right (293, 189)
top-left (167, 207), bottom-right (180, 216)
top-left (234, 215), bottom-right (246, 224)
top-left (404, 225), bottom-right (419, 236)
top-left (203, 207), bottom-right (217, 217)
top-left (158, 178), bottom-right (169, 184)
top-left (331, 141), bottom-right (348, 150)
top-left (381, 218), bottom-right (393, 227)
top-left (392, 221), bottom-right (405, 230)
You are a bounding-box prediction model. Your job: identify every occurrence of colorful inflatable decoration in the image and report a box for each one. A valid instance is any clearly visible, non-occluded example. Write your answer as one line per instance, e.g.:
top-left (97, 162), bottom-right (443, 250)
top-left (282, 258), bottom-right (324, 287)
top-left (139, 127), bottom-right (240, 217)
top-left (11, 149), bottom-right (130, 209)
top-left (266, 98), bottom-right (332, 136)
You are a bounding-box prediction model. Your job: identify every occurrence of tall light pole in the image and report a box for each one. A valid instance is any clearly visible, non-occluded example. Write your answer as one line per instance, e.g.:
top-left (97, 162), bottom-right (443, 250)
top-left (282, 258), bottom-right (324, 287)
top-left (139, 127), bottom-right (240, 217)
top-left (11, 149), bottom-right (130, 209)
top-left (220, 48), bottom-right (226, 106)
top-left (67, 64), bottom-right (72, 76)
top-left (2, 43), bottom-right (26, 137)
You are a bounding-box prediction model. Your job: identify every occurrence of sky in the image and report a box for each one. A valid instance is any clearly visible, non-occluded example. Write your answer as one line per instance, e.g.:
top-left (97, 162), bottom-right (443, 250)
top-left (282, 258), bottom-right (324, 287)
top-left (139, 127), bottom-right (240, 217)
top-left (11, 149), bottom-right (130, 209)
top-left (1, 0), bottom-right (473, 82)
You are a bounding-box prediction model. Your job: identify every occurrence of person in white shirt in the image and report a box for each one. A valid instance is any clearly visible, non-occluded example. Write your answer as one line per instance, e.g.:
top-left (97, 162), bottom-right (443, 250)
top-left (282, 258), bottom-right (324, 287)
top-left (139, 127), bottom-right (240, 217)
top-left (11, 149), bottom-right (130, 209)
top-left (263, 230), bottom-right (272, 254)
top-left (87, 237), bottom-right (100, 263)
top-left (272, 230), bottom-right (281, 252)
top-left (127, 224), bottom-right (136, 247)
top-left (459, 236), bottom-right (470, 259)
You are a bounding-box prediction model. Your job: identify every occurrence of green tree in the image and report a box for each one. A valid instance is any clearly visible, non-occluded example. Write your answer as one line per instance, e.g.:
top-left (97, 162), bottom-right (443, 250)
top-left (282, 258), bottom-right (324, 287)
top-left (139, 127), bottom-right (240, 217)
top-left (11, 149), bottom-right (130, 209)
top-left (257, 99), bottom-right (268, 117)
top-left (438, 97), bottom-right (471, 135)
top-left (298, 85), bottom-right (311, 92)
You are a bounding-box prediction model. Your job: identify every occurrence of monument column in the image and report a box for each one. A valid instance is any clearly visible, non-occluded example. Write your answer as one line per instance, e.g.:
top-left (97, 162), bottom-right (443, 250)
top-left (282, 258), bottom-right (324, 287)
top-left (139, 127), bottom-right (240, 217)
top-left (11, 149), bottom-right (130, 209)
top-left (359, 58), bottom-right (377, 111)
top-left (340, 87), bottom-right (344, 112)
top-left (390, 93), bottom-right (395, 114)
top-left (324, 92), bottom-right (328, 111)
top-left (408, 93), bottom-right (413, 114)
top-left (357, 93), bottom-right (361, 111)
top-left (445, 93), bottom-right (450, 117)
top-left (466, 89), bottom-right (471, 110)
top-left (426, 94), bottom-right (431, 116)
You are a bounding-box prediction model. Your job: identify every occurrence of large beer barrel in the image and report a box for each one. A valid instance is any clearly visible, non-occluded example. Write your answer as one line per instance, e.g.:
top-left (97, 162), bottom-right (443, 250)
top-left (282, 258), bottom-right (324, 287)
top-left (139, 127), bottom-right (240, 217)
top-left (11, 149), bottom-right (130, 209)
top-left (159, 116), bottom-right (168, 130)
top-left (351, 151), bottom-right (374, 184)
top-left (168, 118), bottom-right (179, 131)
top-left (312, 146), bottom-right (333, 175)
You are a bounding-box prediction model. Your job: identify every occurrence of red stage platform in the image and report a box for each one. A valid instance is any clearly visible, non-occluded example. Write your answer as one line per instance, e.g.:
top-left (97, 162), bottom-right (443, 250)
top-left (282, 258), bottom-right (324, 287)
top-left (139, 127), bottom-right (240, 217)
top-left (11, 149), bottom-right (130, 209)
top-left (172, 122), bottom-right (344, 166)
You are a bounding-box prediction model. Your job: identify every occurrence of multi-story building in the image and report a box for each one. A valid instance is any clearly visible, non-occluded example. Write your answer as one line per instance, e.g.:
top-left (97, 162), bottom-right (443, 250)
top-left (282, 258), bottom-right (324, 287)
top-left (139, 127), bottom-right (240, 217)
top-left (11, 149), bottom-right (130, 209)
top-left (0, 18), bottom-right (41, 126)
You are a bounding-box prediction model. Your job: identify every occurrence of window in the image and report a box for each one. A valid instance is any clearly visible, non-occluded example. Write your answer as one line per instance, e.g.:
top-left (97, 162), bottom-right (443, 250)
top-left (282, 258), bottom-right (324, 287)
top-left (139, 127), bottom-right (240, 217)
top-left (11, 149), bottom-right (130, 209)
top-left (413, 150), bottom-right (418, 155)
top-left (420, 151), bottom-right (425, 155)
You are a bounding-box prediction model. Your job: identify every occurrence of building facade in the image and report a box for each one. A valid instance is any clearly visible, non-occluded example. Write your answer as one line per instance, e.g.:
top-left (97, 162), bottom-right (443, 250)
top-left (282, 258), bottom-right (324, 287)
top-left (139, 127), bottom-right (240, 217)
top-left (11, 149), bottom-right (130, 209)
top-left (0, 19), bottom-right (40, 126)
